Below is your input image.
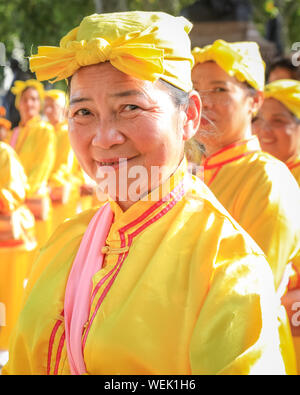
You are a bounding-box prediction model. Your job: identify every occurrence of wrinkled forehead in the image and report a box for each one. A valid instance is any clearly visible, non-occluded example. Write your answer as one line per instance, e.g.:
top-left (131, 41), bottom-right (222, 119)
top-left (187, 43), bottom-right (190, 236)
top-left (192, 61), bottom-right (240, 87)
top-left (69, 62), bottom-right (167, 103)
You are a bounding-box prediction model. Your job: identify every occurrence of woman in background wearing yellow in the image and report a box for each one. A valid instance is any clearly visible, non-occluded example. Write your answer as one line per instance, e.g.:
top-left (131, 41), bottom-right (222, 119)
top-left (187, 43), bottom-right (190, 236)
top-left (253, 79), bottom-right (300, 186)
top-left (253, 79), bottom-right (300, 373)
top-left (43, 89), bottom-right (81, 232)
top-left (0, 111), bottom-right (36, 366)
top-left (10, 80), bottom-right (56, 254)
top-left (3, 12), bottom-right (291, 375)
top-left (191, 40), bottom-right (300, 373)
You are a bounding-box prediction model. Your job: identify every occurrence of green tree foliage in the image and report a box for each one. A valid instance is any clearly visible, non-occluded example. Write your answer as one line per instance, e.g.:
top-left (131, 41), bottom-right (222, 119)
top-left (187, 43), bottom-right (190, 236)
top-left (0, 0), bottom-right (299, 85)
top-left (252, 0), bottom-right (300, 49)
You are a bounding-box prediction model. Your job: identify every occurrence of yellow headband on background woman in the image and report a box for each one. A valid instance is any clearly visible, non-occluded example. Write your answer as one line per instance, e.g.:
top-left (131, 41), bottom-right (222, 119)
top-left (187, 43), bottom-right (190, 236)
top-left (264, 79), bottom-right (300, 119)
top-left (11, 79), bottom-right (45, 109)
top-left (29, 11), bottom-right (195, 92)
top-left (45, 89), bottom-right (68, 108)
top-left (192, 39), bottom-right (265, 91)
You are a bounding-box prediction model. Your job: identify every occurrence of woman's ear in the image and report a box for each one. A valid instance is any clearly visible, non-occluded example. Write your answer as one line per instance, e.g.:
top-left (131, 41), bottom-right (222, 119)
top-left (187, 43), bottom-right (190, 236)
top-left (249, 90), bottom-right (264, 119)
top-left (182, 90), bottom-right (202, 141)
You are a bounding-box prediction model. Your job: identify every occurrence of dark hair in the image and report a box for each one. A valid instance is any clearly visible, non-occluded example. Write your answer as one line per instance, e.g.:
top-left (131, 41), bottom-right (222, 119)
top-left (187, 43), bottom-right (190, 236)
top-left (159, 79), bottom-right (190, 109)
top-left (267, 57), bottom-right (299, 81)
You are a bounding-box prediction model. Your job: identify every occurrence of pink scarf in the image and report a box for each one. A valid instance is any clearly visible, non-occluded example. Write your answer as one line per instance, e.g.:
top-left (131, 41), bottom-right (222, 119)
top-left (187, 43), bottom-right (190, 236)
top-left (10, 127), bottom-right (20, 148)
top-left (64, 202), bottom-right (114, 375)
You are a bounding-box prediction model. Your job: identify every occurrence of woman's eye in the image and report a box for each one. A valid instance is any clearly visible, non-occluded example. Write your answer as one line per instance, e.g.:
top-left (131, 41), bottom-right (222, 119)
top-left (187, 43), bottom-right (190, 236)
top-left (123, 104), bottom-right (140, 111)
top-left (75, 108), bottom-right (91, 116)
top-left (213, 87), bottom-right (226, 93)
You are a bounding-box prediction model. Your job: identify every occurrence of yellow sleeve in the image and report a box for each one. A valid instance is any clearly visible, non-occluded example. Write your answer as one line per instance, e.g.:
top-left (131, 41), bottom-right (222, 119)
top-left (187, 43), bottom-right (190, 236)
top-left (190, 251), bottom-right (286, 374)
top-left (22, 123), bottom-right (56, 197)
top-left (49, 124), bottom-right (72, 187)
top-left (232, 160), bottom-right (300, 289)
top-left (0, 142), bottom-right (27, 213)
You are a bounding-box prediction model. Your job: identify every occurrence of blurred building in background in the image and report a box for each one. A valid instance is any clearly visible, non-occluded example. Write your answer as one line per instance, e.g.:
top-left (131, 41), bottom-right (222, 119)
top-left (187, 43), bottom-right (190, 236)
top-left (181, 0), bottom-right (277, 65)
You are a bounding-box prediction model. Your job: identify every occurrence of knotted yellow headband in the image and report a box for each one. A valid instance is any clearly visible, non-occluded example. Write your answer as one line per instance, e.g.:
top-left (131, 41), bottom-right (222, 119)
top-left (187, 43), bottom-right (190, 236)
top-left (11, 79), bottom-right (45, 109)
top-left (264, 79), bottom-right (300, 119)
top-left (29, 11), bottom-right (194, 92)
top-left (45, 89), bottom-right (68, 108)
top-left (192, 39), bottom-right (265, 91)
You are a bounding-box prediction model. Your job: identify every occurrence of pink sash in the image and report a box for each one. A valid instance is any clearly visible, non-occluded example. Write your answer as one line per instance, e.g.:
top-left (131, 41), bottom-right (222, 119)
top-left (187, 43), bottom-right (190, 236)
top-left (64, 202), bottom-right (114, 375)
top-left (10, 127), bottom-right (20, 149)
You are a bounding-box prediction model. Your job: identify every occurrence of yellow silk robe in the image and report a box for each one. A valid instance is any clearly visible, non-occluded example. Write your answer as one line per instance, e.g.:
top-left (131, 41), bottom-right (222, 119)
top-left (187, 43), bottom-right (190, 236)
top-left (202, 136), bottom-right (300, 290)
top-left (48, 121), bottom-right (80, 233)
top-left (3, 161), bottom-right (290, 374)
top-left (0, 142), bottom-right (36, 349)
top-left (12, 116), bottom-right (56, 250)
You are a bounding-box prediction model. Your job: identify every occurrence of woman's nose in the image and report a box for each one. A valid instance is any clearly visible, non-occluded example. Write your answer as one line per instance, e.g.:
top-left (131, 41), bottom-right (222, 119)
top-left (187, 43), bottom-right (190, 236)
top-left (92, 120), bottom-right (126, 149)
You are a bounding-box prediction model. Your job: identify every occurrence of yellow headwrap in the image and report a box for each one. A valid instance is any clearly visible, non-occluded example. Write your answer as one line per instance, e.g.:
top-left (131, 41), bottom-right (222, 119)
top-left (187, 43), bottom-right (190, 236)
top-left (264, 79), bottom-right (300, 119)
top-left (45, 89), bottom-right (68, 108)
top-left (29, 11), bottom-right (194, 92)
top-left (11, 79), bottom-right (45, 109)
top-left (192, 39), bottom-right (265, 91)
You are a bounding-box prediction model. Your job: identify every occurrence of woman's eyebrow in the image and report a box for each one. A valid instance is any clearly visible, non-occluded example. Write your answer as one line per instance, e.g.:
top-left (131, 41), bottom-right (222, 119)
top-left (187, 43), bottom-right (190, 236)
top-left (210, 80), bottom-right (227, 85)
top-left (69, 97), bottom-right (93, 105)
top-left (108, 89), bottom-right (145, 98)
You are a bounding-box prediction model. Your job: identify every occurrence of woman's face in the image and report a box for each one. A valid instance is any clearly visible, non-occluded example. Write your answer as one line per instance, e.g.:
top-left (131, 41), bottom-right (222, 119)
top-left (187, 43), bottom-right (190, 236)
top-left (68, 62), bottom-right (200, 209)
top-left (192, 61), bottom-right (259, 155)
top-left (44, 97), bottom-right (65, 125)
top-left (252, 97), bottom-right (300, 162)
top-left (19, 87), bottom-right (41, 123)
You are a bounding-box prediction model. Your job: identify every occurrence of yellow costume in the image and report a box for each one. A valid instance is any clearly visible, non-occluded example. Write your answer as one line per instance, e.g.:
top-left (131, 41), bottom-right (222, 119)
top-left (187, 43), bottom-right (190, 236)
top-left (192, 45), bottom-right (300, 373)
top-left (202, 136), bottom-right (300, 289)
top-left (3, 161), bottom-right (289, 374)
top-left (46, 116), bottom-right (80, 232)
top-left (4, 11), bottom-right (292, 375)
top-left (11, 115), bottom-right (56, 252)
top-left (0, 142), bottom-right (36, 350)
top-left (261, 82), bottom-right (300, 371)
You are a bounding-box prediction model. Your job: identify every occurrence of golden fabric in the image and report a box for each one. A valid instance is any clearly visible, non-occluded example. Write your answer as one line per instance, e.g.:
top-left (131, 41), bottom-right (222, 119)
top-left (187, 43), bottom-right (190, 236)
top-left (192, 39), bottom-right (265, 91)
top-left (0, 142), bottom-right (37, 350)
top-left (11, 80), bottom-right (45, 109)
top-left (14, 116), bottom-right (56, 198)
top-left (3, 161), bottom-right (291, 374)
top-left (13, 116), bottom-right (56, 251)
top-left (49, 121), bottom-right (80, 232)
top-left (202, 136), bottom-right (300, 290)
top-left (264, 79), bottom-right (300, 119)
top-left (29, 12), bottom-right (194, 92)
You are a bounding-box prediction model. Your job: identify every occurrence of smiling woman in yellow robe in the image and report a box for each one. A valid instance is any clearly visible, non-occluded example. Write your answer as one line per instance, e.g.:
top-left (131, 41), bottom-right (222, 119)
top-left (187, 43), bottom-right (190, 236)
top-left (10, 80), bottom-right (56, 254)
top-left (2, 11), bottom-right (293, 375)
top-left (253, 78), bottom-right (300, 373)
top-left (191, 40), bottom-right (300, 373)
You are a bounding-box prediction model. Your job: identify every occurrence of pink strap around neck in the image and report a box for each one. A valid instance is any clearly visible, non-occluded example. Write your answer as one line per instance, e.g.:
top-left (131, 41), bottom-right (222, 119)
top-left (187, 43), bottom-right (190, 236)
top-left (64, 202), bottom-right (114, 375)
top-left (10, 127), bottom-right (20, 149)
